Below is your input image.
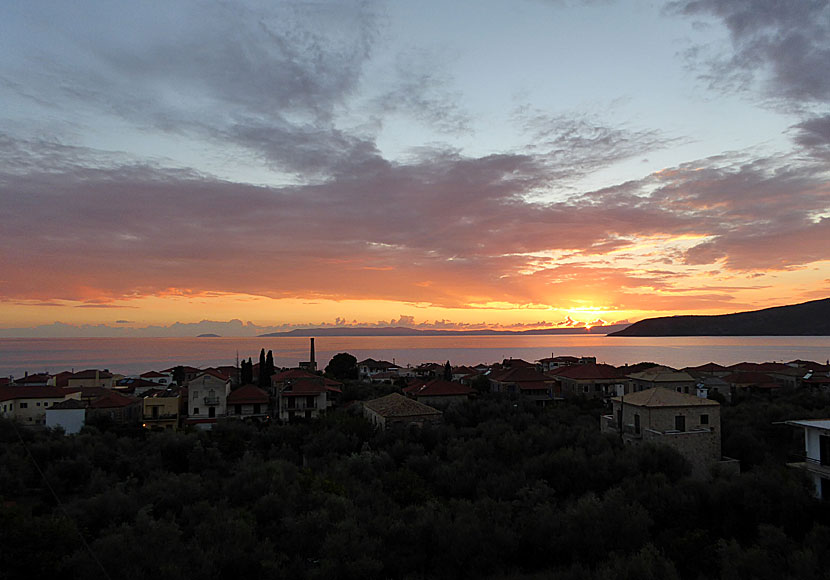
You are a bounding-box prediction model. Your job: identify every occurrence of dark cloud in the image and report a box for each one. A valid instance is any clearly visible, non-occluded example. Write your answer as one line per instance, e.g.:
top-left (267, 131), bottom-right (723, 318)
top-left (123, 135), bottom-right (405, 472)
top-left (792, 115), bottom-right (830, 159)
top-left (372, 49), bottom-right (472, 134)
top-left (672, 0), bottom-right (830, 105)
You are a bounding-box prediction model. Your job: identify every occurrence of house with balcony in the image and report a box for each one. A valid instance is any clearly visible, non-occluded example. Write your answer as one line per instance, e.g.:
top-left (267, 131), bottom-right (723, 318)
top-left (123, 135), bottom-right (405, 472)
top-left (271, 370), bottom-right (341, 420)
top-left (785, 420), bottom-right (830, 499)
top-left (227, 384), bottom-right (270, 422)
top-left (488, 366), bottom-right (558, 404)
top-left (142, 390), bottom-right (180, 430)
top-left (186, 371), bottom-right (231, 428)
top-left (553, 363), bottom-right (627, 399)
top-left (601, 388), bottom-right (738, 479)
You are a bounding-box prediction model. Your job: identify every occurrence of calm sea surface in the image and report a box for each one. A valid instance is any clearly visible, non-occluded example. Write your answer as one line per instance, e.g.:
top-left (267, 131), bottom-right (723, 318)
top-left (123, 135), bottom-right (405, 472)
top-left (1, 335), bottom-right (829, 378)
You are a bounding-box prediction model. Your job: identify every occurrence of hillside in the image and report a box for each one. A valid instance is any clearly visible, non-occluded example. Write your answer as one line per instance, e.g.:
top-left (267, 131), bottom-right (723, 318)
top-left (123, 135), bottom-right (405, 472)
top-left (609, 297), bottom-right (830, 336)
top-left (259, 323), bottom-right (631, 337)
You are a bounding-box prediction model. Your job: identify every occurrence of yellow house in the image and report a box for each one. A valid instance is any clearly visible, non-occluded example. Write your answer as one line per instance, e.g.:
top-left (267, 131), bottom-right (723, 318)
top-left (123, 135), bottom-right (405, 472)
top-left (142, 391), bottom-right (181, 430)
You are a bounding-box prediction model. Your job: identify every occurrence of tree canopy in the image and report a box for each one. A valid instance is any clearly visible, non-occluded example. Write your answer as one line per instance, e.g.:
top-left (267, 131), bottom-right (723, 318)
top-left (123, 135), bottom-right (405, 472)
top-left (325, 352), bottom-right (358, 380)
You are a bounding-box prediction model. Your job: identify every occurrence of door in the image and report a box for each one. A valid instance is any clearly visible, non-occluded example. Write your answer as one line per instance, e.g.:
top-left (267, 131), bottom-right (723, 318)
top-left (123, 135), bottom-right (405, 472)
top-left (820, 435), bottom-right (830, 466)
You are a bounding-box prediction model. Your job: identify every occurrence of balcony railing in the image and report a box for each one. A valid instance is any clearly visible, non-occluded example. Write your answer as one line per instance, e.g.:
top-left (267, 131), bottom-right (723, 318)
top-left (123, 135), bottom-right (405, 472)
top-left (143, 413), bottom-right (178, 420)
top-left (203, 396), bottom-right (220, 405)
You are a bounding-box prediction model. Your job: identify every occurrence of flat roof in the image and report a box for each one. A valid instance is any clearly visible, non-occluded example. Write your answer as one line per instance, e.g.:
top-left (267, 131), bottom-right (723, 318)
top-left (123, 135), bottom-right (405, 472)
top-left (785, 419), bottom-right (830, 431)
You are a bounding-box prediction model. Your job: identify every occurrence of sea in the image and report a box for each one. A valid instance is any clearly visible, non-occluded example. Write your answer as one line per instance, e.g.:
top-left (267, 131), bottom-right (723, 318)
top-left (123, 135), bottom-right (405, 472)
top-left (1, 335), bottom-right (829, 378)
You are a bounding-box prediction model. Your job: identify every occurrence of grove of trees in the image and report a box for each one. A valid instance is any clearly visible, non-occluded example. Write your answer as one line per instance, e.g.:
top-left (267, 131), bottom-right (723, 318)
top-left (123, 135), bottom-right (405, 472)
top-left (1, 389), bottom-right (830, 579)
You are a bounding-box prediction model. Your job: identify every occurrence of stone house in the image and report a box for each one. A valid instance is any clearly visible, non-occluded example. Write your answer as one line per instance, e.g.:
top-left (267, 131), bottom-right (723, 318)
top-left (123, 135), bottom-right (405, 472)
top-left (628, 366), bottom-right (697, 394)
top-left (362, 393), bottom-right (442, 430)
top-left (601, 388), bottom-right (738, 479)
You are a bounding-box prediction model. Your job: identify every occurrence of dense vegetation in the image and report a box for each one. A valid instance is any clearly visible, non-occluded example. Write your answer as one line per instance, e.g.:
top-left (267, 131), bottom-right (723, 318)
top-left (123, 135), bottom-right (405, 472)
top-left (2, 390), bottom-right (830, 579)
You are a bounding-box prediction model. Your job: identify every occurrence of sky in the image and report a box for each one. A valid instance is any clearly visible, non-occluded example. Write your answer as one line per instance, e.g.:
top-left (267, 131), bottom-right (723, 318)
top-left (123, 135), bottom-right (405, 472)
top-left (0, 0), bottom-right (828, 336)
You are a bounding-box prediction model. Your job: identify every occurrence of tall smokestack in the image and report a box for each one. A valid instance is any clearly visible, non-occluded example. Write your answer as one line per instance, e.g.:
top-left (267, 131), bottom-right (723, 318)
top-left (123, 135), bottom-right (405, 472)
top-left (310, 338), bottom-right (316, 371)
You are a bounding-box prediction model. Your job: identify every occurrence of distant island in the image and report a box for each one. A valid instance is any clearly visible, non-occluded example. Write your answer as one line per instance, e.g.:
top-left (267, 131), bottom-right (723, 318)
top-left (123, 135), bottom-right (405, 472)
top-left (197, 333), bottom-right (222, 337)
top-left (609, 297), bottom-right (830, 337)
top-left (259, 323), bottom-right (631, 338)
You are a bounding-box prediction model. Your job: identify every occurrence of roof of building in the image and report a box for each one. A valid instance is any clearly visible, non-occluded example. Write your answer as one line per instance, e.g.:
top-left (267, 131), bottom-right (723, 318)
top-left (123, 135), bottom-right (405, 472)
top-left (613, 387), bottom-right (719, 408)
top-left (227, 384), bottom-right (269, 405)
top-left (140, 371), bottom-right (168, 378)
top-left (728, 362), bottom-right (765, 372)
top-left (785, 419), bottom-right (830, 431)
top-left (49, 398), bottom-right (87, 410)
top-left (363, 393), bottom-right (442, 418)
top-left (280, 377), bottom-right (327, 396)
top-left (628, 366), bottom-right (695, 383)
top-left (12, 373), bottom-right (51, 385)
top-left (489, 366), bottom-right (554, 384)
top-left (0, 387), bottom-right (67, 401)
top-left (271, 369), bottom-right (319, 381)
top-left (404, 379), bottom-right (473, 397)
top-left (70, 369), bottom-right (114, 380)
top-left (89, 391), bottom-right (138, 409)
top-left (550, 363), bottom-right (622, 380)
top-left (683, 362), bottom-right (729, 373)
top-left (722, 371), bottom-right (778, 386)
top-left (196, 369), bottom-right (230, 381)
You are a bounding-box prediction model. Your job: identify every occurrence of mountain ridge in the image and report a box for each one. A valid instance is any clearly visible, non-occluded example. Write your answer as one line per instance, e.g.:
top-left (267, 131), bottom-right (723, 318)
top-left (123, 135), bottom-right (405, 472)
top-left (608, 298), bottom-right (830, 337)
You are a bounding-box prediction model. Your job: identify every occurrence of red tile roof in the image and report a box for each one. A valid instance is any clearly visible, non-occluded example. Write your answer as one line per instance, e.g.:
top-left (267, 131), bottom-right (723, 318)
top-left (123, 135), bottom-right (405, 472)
top-left (723, 372), bottom-right (778, 386)
top-left (489, 366), bottom-right (554, 383)
top-left (272, 369), bottom-right (319, 381)
top-left (227, 385), bottom-right (269, 405)
top-left (683, 362), bottom-right (728, 373)
top-left (550, 363), bottom-right (622, 380)
top-left (70, 369), bottom-right (114, 379)
top-left (0, 387), bottom-right (66, 401)
top-left (406, 379), bottom-right (473, 397)
top-left (89, 391), bottom-right (138, 409)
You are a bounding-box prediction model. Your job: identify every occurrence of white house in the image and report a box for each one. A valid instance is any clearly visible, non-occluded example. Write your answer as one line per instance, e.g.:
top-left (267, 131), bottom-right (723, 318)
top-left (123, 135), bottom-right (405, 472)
top-left (186, 371), bottom-right (231, 428)
top-left (785, 419), bottom-right (830, 499)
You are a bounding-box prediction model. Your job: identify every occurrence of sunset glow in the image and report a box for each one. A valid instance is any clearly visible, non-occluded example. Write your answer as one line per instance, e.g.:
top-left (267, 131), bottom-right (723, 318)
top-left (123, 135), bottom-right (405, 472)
top-left (0, 1), bottom-right (828, 337)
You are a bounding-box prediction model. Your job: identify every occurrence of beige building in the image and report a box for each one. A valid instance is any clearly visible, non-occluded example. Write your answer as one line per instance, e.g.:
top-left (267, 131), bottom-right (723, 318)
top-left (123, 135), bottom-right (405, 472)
top-left (363, 393), bottom-right (442, 430)
top-left (66, 369), bottom-right (116, 389)
top-left (0, 387), bottom-right (77, 426)
top-left (601, 388), bottom-right (737, 479)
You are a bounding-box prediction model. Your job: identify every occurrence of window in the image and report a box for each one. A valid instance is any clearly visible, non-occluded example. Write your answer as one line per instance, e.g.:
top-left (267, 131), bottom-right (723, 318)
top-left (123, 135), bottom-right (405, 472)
top-left (675, 415), bottom-right (686, 432)
top-left (193, 407), bottom-right (200, 415)
top-left (634, 413), bottom-right (641, 435)
top-left (19, 402), bottom-right (27, 408)
top-left (36, 402), bottom-right (41, 406)
top-left (306, 395), bottom-right (316, 408)
top-left (700, 414), bottom-right (709, 425)
top-left (253, 404), bottom-right (261, 414)
top-left (234, 404), bottom-right (241, 415)
top-left (44, 402), bottom-right (48, 407)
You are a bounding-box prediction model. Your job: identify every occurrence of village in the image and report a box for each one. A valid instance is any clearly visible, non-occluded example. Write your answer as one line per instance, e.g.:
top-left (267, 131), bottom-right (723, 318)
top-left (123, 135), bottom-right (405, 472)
top-left (3, 337), bottom-right (830, 491)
